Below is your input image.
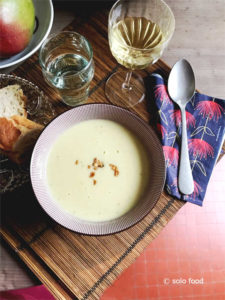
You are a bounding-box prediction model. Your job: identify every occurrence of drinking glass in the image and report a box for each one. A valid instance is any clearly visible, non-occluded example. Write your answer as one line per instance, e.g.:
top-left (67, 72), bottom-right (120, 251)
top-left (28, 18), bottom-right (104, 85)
top-left (39, 31), bottom-right (94, 106)
top-left (105, 0), bottom-right (175, 107)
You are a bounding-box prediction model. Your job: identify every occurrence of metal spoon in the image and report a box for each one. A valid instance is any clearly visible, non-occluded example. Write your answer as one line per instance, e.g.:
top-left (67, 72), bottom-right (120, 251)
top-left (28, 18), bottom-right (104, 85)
top-left (168, 59), bottom-right (195, 195)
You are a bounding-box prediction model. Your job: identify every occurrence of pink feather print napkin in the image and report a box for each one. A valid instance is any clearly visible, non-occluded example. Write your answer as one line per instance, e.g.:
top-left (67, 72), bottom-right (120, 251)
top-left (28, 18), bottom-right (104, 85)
top-left (146, 73), bottom-right (225, 206)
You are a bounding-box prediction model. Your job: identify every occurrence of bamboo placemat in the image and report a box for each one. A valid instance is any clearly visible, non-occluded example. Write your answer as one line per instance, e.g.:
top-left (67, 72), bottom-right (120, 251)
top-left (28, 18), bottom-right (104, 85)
top-left (1, 5), bottom-right (225, 300)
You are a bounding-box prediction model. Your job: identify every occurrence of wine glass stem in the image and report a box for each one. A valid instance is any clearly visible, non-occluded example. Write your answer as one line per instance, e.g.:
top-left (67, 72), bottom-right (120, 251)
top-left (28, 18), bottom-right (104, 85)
top-left (122, 71), bottom-right (132, 90)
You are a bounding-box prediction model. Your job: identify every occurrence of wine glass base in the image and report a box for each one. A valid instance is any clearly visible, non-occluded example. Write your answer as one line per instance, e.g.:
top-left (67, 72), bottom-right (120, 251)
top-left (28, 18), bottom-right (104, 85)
top-left (105, 71), bottom-right (145, 107)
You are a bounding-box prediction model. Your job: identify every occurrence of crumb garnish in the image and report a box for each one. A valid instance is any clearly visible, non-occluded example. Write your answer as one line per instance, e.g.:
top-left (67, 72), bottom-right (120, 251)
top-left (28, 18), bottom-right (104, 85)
top-left (74, 157), bottom-right (119, 186)
top-left (97, 159), bottom-right (104, 168)
top-left (109, 164), bottom-right (119, 176)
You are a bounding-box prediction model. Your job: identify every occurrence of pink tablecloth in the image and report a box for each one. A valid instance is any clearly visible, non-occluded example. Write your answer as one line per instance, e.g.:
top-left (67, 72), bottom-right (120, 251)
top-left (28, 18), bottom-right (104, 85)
top-left (0, 285), bottom-right (54, 300)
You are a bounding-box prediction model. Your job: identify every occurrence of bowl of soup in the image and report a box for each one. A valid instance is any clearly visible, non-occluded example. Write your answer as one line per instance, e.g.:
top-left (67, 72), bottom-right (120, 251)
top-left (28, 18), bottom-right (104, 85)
top-left (30, 104), bottom-right (165, 235)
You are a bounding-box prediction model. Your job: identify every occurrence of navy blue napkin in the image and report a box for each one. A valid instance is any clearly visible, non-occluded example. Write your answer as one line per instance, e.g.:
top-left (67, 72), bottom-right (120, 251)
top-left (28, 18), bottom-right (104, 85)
top-left (147, 73), bottom-right (225, 206)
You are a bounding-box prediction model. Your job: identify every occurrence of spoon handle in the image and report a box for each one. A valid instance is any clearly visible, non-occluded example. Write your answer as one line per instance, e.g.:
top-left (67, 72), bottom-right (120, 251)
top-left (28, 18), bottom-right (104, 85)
top-left (179, 107), bottom-right (194, 195)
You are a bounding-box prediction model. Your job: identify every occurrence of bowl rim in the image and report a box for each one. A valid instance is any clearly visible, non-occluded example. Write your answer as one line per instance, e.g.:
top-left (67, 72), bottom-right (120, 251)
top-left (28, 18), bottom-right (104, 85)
top-left (30, 103), bottom-right (166, 236)
top-left (0, 0), bottom-right (54, 69)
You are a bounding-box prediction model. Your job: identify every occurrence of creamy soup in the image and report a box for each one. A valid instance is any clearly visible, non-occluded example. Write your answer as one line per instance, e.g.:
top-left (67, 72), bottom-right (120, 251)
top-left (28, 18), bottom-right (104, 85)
top-left (47, 119), bottom-right (150, 222)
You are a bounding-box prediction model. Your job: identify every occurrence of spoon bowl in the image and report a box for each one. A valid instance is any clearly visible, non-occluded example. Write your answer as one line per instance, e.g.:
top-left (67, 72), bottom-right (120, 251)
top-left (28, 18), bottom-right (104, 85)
top-left (168, 59), bottom-right (195, 107)
top-left (168, 59), bottom-right (195, 195)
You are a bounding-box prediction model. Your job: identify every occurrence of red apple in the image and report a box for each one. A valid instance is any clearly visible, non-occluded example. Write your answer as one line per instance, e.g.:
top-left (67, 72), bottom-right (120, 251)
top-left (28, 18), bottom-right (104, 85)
top-left (0, 0), bottom-right (35, 58)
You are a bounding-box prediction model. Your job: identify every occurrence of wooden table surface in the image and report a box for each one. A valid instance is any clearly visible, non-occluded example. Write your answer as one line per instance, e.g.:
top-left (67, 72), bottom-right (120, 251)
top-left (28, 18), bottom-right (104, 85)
top-left (1, 0), bottom-right (225, 293)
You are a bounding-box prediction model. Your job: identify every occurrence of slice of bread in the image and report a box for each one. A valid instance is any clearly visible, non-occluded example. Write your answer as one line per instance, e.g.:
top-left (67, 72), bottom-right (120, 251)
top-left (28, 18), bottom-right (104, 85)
top-left (0, 84), bottom-right (27, 118)
top-left (0, 84), bottom-right (44, 164)
top-left (0, 115), bottom-right (43, 164)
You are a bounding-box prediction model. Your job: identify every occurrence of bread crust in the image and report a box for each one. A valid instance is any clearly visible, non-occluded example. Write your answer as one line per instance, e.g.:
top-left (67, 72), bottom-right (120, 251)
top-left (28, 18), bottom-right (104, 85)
top-left (0, 117), bottom-right (21, 151)
top-left (0, 84), bottom-right (44, 164)
top-left (11, 115), bottom-right (43, 130)
top-left (0, 115), bottom-right (43, 164)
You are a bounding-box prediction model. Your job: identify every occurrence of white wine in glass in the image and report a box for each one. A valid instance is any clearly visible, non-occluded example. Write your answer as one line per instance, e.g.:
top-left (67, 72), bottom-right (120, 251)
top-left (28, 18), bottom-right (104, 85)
top-left (105, 0), bottom-right (175, 107)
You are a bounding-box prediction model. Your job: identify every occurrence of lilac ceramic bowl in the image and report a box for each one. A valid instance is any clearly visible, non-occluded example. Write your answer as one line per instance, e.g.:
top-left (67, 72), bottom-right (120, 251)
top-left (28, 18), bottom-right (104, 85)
top-left (30, 103), bottom-right (165, 235)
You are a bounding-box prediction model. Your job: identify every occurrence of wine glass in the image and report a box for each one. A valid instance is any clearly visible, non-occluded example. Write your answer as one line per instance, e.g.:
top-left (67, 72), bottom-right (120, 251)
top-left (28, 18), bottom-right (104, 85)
top-left (105, 0), bottom-right (175, 107)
